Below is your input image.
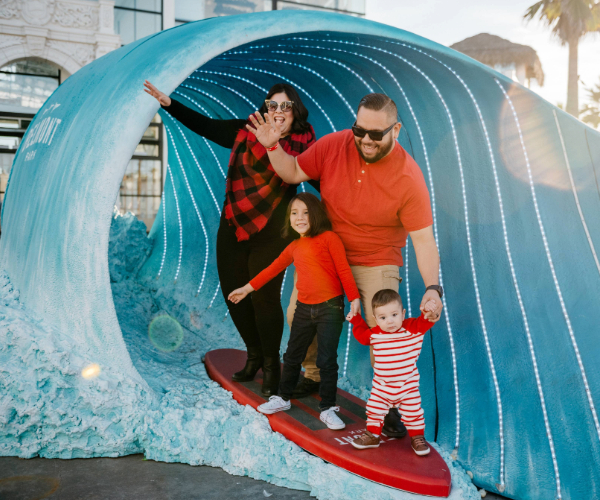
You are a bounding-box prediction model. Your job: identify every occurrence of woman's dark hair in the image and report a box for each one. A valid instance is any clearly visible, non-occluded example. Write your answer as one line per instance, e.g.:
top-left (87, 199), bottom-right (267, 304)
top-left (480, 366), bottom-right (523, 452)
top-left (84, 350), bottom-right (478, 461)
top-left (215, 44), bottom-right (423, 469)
top-left (282, 193), bottom-right (332, 239)
top-left (259, 83), bottom-right (311, 134)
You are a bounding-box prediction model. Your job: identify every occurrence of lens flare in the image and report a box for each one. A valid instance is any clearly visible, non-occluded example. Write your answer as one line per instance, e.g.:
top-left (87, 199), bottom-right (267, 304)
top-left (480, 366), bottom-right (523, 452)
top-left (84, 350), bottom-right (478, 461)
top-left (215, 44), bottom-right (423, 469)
top-left (149, 315), bottom-right (184, 352)
top-left (81, 363), bottom-right (101, 379)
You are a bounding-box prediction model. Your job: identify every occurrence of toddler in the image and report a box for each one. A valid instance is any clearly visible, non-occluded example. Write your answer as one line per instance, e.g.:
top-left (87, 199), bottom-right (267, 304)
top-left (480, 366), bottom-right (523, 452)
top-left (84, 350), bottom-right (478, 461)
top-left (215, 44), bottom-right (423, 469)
top-left (348, 289), bottom-right (436, 455)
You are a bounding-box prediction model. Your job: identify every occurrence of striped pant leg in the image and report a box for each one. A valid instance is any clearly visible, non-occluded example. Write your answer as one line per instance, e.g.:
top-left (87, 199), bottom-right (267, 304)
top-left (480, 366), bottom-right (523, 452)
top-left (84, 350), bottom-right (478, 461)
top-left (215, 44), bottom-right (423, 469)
top-left (365, 381), bottom-right (393, 435)
top-left (398, 375), bottom-right (425, 436)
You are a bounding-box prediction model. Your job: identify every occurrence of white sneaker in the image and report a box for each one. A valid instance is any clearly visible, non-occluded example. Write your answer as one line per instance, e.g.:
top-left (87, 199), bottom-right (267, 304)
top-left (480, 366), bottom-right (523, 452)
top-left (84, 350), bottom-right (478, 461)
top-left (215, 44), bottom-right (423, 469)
top-left (257, 396), bottom-right (291, 414)
top-left (320, 406), bottom-right (345, 430)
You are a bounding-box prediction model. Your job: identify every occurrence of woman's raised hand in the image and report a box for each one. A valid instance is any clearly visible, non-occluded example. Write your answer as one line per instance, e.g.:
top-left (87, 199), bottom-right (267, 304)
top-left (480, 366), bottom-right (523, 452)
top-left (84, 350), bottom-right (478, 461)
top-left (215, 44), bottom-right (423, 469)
top-left (228, 284), bottom-right (254, 304)
top-left (143, 80), bottom-right (171, 107)
top-left (246, 111), bottom-right (281, 149)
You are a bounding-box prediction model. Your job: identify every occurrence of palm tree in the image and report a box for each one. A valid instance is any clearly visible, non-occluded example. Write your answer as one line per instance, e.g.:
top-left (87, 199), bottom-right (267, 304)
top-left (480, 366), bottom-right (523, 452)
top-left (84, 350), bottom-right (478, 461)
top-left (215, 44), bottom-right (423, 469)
top-left (524, 1), bottom-right (600, 116)
top-left (580, 78), bottom-right (600, 128)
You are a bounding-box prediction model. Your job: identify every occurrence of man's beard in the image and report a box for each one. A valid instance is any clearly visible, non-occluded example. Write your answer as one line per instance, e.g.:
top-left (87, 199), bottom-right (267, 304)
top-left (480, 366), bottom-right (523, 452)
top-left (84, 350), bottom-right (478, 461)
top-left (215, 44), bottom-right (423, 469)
top-left (354, 136), bottom-right (395, 163)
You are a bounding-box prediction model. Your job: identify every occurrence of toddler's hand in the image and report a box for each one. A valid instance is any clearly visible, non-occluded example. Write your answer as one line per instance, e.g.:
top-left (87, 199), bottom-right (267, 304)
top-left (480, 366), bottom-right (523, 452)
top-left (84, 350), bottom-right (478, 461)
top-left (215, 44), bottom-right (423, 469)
top-left (346, 298), bottom-right (361, 321)
top-left (228, 284), bottom-right (253, 304)
top-left (423, 299), bottom-right (437, 313)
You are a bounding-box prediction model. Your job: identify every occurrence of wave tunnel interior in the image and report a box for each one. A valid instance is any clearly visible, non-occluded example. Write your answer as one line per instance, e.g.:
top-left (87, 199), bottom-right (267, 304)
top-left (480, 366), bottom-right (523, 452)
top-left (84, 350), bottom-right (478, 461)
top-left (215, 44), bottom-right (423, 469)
top-left (1, 11), bottom-right (600, 500)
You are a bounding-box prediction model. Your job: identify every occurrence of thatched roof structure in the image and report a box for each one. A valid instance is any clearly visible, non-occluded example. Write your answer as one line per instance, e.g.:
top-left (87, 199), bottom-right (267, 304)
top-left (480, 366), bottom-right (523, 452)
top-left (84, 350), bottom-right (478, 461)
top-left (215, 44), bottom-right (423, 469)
top-left (450, 33), bottom-right (544, 86)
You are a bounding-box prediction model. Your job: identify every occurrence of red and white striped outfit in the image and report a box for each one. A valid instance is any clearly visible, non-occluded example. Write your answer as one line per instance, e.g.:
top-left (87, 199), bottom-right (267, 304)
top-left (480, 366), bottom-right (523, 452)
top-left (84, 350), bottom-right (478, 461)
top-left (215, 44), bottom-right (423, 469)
top-left (350, 313), bottom-right (434, 436)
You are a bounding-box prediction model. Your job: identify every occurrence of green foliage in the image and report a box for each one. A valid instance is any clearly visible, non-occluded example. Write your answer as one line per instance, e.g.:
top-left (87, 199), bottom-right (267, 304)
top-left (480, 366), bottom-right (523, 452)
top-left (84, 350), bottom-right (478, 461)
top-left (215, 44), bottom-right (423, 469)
top-left (581, 79), bottom-right (600, 128)
top-left (524, 0), bottom-right (600, 44)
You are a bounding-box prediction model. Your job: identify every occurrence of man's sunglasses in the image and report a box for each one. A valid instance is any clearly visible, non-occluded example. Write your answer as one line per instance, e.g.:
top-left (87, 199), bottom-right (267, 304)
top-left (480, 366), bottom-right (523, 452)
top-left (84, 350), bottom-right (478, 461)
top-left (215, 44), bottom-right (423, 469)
top-left (265, 100), bottom-right (294, 112)
top-left (352, 121), bottom-right (397, 141)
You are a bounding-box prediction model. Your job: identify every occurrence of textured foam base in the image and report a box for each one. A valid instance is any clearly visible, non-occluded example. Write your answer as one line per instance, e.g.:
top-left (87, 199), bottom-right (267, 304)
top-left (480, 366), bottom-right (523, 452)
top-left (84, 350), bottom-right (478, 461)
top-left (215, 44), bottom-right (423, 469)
top-left (0, 212), bottom-right (479, 499)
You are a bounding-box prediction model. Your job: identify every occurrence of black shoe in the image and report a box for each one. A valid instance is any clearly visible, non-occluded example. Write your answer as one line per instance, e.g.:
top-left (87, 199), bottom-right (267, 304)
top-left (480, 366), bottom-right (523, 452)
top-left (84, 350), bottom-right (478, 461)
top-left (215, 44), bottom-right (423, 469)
top-left (382, 407), bottom-right (408, 438)
top-left (292, 377), bottom-right (320, 398)
top-left (261, 356), bottom-right (281, 397)
top-left (232, 347), bottom-right (263, 382)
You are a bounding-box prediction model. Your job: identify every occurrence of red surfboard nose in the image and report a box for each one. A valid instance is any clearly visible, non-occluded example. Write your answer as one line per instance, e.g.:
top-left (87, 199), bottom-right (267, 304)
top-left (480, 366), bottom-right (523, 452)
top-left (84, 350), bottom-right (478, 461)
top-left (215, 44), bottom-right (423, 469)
top-left (205, 349), bottom-right (452, 497)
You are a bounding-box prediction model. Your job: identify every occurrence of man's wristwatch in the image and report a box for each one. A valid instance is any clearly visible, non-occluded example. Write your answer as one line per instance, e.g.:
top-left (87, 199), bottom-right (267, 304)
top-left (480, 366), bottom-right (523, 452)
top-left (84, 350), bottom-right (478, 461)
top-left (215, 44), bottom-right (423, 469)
top-left (426, 285), bottom-right (444, 298)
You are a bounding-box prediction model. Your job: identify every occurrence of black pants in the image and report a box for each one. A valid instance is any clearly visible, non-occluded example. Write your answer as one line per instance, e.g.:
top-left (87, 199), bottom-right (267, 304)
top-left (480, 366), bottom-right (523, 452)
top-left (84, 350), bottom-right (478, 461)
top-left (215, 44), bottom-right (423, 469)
top-left (279, 296), bottom-right (345, 411)
top-left (216, 209), bottom-right (290, 358)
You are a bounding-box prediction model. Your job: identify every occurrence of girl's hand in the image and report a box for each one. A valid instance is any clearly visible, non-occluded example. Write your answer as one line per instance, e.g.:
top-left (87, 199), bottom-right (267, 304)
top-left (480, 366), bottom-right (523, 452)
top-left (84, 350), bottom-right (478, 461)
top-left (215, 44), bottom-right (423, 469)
top-left (246, 111), bottom-right (281, 148)
top-left (143, 80), bottom-right (171, 107)
top-left (346, 298), bottom-right (362, 321)
top-left (228, 284), bottom-right (254, 304)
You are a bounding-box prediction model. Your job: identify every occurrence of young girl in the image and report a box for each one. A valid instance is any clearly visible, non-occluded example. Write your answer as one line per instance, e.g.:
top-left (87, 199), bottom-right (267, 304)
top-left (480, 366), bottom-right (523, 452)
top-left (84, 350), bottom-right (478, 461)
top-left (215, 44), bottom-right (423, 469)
top-left (228, 193), bottom-right (361, 430)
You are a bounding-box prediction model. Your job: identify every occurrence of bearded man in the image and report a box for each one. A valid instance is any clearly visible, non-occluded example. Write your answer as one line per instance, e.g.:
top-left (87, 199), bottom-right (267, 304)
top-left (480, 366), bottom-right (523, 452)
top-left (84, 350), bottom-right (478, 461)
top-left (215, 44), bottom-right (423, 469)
top-left (247, 93), bottom-right (443, 438)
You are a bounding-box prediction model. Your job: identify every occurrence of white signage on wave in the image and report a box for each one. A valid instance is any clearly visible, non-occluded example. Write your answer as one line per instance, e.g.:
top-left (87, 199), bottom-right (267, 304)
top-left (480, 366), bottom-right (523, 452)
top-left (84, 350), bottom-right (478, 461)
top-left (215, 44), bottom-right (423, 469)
top-left (22, 103), bottom-right (63, 161)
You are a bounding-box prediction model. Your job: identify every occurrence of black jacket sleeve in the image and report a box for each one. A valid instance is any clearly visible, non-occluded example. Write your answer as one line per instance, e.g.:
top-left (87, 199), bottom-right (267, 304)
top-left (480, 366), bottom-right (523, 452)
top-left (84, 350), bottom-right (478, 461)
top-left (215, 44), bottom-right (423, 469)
top-left (163, 99), bottom-right (321, 193)
top-left (161, 99), bottom-right (246, 149)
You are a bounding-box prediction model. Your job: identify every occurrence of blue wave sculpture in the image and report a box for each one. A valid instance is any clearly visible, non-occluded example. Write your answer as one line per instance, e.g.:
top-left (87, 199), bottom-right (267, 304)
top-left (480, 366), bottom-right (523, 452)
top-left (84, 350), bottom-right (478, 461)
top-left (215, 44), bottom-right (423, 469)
top-left (2, 11), bottom-right (600, 500)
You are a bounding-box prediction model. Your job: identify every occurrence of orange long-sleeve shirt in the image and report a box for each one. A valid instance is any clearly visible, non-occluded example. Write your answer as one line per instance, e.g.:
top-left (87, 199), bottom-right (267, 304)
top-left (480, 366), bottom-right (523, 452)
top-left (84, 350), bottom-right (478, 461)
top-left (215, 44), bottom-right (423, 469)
top-left (249, 231), bottom-right (360, 305)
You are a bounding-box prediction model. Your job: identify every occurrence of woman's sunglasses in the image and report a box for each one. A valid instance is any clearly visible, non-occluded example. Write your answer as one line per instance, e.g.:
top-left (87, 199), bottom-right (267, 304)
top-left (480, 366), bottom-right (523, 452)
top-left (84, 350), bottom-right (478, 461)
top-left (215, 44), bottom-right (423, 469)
top-left (351, 121), bottom-right (397, 141)
top-left (265, 100), bottom-right (294, 112)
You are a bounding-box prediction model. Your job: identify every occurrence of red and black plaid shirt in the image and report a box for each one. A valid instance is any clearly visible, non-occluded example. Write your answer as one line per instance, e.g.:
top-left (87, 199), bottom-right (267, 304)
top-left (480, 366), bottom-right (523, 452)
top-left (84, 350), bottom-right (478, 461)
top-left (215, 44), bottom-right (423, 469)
top-left (224, 124), bottom-right (316, 241)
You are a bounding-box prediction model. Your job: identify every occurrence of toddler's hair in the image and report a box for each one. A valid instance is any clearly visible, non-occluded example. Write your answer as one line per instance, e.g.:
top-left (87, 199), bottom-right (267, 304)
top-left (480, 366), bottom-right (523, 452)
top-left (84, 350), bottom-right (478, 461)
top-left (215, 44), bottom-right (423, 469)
top-left (372, 289), bottom-right (403, 313)
top-left (282, 192), bottom-right (332, 239)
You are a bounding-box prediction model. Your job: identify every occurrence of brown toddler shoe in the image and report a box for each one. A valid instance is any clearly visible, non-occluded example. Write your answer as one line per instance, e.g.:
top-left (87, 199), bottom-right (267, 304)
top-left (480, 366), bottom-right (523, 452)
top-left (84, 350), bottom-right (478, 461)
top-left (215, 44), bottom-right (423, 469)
top-left (351, 431), bottom-right (381, 449)
top-left (411, 435), bottom-right (430, 456)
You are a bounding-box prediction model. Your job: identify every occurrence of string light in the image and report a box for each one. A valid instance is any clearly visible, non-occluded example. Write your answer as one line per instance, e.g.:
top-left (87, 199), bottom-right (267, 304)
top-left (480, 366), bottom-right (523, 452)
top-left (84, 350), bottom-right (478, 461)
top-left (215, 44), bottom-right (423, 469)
top-left (164, 112), bottom-right (221, 214)
top-left (225, 64), bottom-right (336, 132)
top-left (269, 48), bottom-right (374, 92)
top-left (195, 69), bottom-right (269, 94)
top-left (164, 122), bottom-right (209, 294)
top-left (173, 90), bottom-right (226, 178)
top-left (553, 110), bottom-right (600, 275)
top-left (208, 283), bottom-right (221, 308)
top-left (498, 79), bottom-right (600, 497)
top-left (343, 322), bottom-right (352, 378)
top-left (191, 76), bottom-right (257, 108)
top-left (223, 53), bottom-right (355, 118)
top-left (280, 268), bottom-right (288, 297)
top-left (157, 190), bottom-right (167, 278)
top-left (378, 38), bottom-right (513, 484)
top-left (286, 37), bottom-right (462, 450)
top-left (178, 85), bottom-right (237, 118)
top-left (166, 162), bottom-right (182, 282)
top-left (404, 241), bottom-right (411, 317)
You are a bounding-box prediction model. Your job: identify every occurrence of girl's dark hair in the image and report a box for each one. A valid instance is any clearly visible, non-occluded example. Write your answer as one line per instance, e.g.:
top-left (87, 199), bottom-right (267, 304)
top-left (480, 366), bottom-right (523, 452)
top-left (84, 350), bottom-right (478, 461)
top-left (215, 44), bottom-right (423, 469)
top-left (282, 193), bottom-right (332, 239)
top-left (258, 83), bottom-right (311, 134)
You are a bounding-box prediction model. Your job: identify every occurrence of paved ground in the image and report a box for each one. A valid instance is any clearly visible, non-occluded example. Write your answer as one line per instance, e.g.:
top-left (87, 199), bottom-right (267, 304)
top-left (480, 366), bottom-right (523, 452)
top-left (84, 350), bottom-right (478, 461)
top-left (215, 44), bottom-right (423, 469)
top-left (0, 454), bottom-right (508, 500)
top-left (0, 455), bottom-right (312, 500)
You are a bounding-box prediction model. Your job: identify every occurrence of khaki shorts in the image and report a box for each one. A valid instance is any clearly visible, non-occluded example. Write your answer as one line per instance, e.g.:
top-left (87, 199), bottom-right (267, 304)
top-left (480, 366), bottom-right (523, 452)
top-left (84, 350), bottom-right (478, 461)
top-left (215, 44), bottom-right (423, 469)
top-left (286, 264), bottom-right (401, 382)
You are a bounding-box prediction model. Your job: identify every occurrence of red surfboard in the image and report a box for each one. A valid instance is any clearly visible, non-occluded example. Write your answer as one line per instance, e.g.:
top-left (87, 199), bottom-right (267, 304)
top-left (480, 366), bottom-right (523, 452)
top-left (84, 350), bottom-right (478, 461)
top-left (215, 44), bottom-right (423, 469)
top-left (205, 349), bottom-right (451, 497)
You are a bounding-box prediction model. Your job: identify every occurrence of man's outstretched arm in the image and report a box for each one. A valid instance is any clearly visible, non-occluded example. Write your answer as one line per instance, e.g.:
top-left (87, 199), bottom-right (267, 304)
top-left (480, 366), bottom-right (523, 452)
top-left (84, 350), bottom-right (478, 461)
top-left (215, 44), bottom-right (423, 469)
top-left (409, 225), bottom-right (443, 322)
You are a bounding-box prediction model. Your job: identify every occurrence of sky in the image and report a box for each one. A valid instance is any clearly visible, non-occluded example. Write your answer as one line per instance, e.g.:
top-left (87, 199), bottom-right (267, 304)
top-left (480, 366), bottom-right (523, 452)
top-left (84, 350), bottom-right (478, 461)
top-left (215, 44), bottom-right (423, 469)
top-left (365, 0), bottom-right (600, 110)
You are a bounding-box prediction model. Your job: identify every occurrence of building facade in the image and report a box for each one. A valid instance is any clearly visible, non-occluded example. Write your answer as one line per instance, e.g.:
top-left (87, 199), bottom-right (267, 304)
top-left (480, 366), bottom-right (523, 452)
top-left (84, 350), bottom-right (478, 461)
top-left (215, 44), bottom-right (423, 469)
top-left (0, 0), bottom-right (364, 228)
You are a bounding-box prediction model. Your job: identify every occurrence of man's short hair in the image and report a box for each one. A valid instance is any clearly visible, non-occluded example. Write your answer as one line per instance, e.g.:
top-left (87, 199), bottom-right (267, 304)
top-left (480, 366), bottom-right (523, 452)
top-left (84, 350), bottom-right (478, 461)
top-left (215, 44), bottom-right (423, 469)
top-left (372, 289), bottom-right (403, 313)
top-left (357, 93), bottom-right (398, 121)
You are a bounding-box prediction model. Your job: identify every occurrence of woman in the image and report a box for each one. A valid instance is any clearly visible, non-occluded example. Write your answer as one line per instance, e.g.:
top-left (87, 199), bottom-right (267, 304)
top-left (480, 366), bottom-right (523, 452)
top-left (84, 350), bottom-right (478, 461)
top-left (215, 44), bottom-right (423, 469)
top-left (143, 80), bottom-right (317, 396)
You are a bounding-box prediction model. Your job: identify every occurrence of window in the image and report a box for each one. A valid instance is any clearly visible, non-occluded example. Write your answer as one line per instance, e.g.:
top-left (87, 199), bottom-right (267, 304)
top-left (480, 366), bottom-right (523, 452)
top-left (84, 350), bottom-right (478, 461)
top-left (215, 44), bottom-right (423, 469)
top-left (116, 115), bottom-right (164, 230)
top-left (114, 0), bottom-right (163, 45)
top-left (213, 0), bottom-right (261, 16)
top-left (0, 113), bottom-right (32, 205)
top-left (273, 0), bottom-right (365, 15)
top-left (175, 0), bottom-right (205, 24)
top-left (0, 59), bottom-right (61, 111)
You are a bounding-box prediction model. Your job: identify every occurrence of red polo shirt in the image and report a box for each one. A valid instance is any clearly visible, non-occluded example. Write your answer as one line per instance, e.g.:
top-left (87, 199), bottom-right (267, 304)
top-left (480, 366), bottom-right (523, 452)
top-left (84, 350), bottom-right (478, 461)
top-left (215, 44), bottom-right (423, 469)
top-left (296, 129), bottom-right (433, 267)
